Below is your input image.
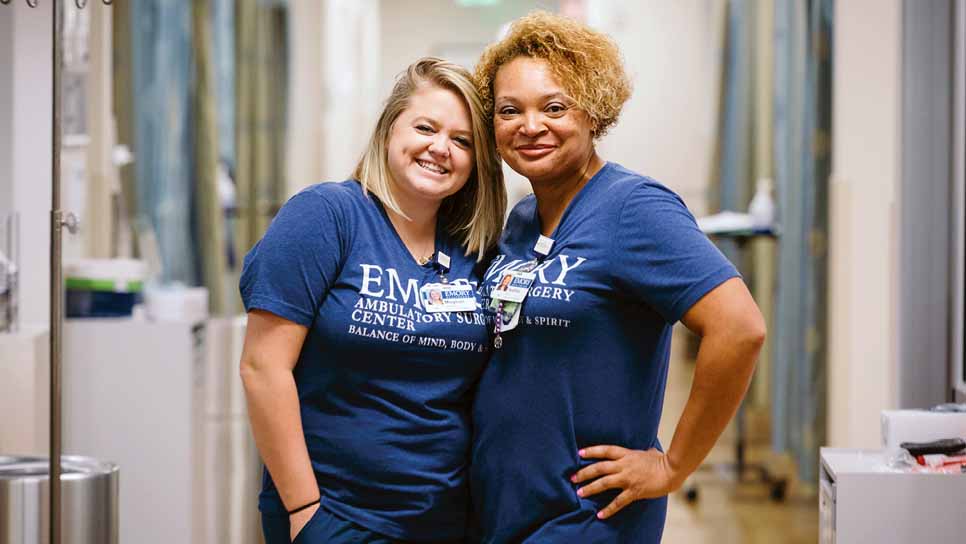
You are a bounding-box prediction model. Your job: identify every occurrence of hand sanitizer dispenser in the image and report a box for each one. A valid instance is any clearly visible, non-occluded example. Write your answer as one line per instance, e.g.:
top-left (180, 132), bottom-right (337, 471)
top-left (748, 178), bottom-right (775, 228)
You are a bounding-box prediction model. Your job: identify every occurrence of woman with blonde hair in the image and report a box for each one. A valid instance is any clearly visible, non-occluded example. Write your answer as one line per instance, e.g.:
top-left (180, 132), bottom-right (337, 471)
top-left (240, 57), bottom-right (504, 543)
top-left (470, 12), bottom-right (765, 542)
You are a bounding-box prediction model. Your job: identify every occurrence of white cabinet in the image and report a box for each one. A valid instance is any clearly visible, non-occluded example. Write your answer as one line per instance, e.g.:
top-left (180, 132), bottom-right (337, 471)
top-left (60, 316), bottom-right (263, 544)
top-left (820, 448), bottom-right (966, 543)
top-left (63, 318), bottom-right (205, 544)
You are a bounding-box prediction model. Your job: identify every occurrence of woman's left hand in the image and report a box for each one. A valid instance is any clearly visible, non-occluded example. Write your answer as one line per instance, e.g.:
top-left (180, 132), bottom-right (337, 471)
top-left (571, 445), bottom-right (686, 520)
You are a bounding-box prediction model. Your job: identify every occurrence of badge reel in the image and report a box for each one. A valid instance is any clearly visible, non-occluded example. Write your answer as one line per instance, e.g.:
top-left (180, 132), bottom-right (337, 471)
top-left (420, 251), bottom-right (477, 313)
top-left (490, 235), bottom-right (554, 348)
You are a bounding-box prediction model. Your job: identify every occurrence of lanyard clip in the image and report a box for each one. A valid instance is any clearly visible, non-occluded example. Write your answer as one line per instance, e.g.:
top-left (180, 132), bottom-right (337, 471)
top-left (436, 251), bottom-right (451, 283)
top-left (534, 235), bottom-right (554, 258)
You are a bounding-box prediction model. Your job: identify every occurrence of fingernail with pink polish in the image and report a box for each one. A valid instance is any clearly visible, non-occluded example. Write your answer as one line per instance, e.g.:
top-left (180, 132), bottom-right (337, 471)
top-left (597, 512), bottom-right (604, 519)
top-left (576, 488), bottom-right (583, 497)
top-left (578, 449), bottom-right (585, 456)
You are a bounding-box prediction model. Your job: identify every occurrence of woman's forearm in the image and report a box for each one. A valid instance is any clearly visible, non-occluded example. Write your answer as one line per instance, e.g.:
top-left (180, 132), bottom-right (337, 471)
top-left (241, 361), bottom-right (319, 510)
top-left (664, 327), bottom-right (763, 483)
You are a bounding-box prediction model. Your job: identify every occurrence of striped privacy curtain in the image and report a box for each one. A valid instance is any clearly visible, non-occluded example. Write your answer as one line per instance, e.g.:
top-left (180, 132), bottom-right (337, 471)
top-left (771, 0), bottom-right (832, 486)
top-left (712, 0), bottom-right (833, 486)
top-left (118, 0), bottom-right (288, 316)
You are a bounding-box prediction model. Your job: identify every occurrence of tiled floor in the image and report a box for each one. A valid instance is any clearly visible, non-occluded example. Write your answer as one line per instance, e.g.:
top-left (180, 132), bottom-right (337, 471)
top-left (658, 328), bottom-right (818, 544)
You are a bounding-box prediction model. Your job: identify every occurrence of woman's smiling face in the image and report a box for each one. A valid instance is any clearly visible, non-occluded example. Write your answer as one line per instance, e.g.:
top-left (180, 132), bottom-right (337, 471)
top-left (492, 56), bottom-right (596, 184)
top-left (387, 83), bottom-right (475, 207)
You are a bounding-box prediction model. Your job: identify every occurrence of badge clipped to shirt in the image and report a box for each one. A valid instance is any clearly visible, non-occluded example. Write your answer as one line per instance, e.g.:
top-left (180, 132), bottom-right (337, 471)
top-left (421, 282), bottom-right (476, 313)
top-left (489, 234), bottom-right (553, 305)
top-left (420, 251), bottom-right (476, 313)
top-left (489, 270), bottom-right (535, 303)
top-left (490, 235), bottom-right (554, 348)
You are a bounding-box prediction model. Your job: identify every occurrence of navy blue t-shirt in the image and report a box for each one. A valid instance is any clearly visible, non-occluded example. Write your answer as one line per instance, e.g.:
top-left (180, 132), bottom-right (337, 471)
top-left (470, 163), bottom-right (739, 543)
top-left (240, 180), bottom-right (491, 542)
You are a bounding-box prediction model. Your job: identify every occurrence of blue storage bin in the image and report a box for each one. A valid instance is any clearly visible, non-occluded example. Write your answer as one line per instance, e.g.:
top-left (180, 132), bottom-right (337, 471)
top-left (66, 287), bottom-right (142, 318)
top-left (64, 259), bottom-right (146, 319)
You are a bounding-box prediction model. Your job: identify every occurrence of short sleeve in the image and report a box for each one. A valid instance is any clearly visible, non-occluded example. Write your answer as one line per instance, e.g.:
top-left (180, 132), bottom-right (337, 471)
top-left (613, 182), bottom-right (739, 323)
top-left (239, 190), bottom-right (346, 326)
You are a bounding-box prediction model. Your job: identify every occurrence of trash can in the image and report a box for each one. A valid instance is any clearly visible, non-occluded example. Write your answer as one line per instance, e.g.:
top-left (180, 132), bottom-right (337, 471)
top-left (0, 456), bottom-right (118, 544)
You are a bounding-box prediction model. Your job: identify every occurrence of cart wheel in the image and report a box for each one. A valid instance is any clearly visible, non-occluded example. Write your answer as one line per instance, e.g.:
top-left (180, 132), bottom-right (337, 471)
top-left (770, 480), bottom-right (787, 502)
top-left (684, 487), bottom-right (699, 503)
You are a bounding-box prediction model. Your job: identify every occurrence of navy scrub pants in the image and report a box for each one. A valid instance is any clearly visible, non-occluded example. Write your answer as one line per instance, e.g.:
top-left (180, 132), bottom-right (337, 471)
top-left (261, 505), bottom-right (396, 544)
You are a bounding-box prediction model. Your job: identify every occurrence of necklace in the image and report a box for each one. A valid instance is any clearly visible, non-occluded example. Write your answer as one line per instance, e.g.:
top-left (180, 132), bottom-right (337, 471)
top-left (399, 230), bottom-right (434, 265)
top-left (383, 207), bottom-right (435, 265)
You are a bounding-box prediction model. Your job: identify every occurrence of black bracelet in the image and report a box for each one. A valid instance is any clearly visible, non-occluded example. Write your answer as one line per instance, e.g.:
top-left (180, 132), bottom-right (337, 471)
top-left (287, 497), bottom-right (320, 516)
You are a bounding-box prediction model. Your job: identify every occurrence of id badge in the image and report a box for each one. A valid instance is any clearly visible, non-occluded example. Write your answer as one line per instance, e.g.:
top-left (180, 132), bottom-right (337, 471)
top-left (489, 270), bottom-right (535, 303)
top-left (420, 283), bottom-right (477, 313)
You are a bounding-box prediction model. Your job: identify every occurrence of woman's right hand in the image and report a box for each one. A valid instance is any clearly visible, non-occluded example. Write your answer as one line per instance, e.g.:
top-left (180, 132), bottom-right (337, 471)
top-left (289, 503), bottom-right (320, 542)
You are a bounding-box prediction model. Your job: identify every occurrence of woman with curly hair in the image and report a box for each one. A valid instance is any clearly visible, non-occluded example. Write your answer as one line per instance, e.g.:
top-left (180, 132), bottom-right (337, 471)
top-left (470, 12), bottom-right (766, 542)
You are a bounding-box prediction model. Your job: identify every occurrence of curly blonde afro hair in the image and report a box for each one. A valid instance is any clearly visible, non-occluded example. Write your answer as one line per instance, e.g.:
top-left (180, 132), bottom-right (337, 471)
top-left (475, 11), bottom-right (632, 139)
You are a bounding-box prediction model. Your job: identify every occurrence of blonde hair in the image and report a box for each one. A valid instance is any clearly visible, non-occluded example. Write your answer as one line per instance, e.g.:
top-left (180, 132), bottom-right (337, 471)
top-left (475, 11), bottom-right (632, 138)
top-left (353, 57), bottom-right (506, 261)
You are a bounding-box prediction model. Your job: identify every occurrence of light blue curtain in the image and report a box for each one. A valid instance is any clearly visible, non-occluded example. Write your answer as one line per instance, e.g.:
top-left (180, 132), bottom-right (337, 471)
top-left (714, 0), bottom-right (832, 485)
top-left (717, 0), bottom-right (756, 216)
top-left (126, 0), bottom-right (240, 292)
top-left (129, 0), bottom-right (196, 285)
top-left (211, 0), bottom-right (238, 296)
top-left (712, 0), bottom-right (757, 271)
top-left (772, 0), bottom-right (832, 485)
top-left (212, 0), bottom-right (235, 167)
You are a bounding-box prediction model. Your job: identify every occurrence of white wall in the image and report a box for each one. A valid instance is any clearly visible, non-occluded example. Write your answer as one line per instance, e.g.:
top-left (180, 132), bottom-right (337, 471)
top-left (286, 0), bottom-right (326, 194)
top-left (589, 0), bottom-right (724, 215)
top-left (375, 0), bottom-right (718, 212)
top-left (0, 1), bottom-right (53, 328)
top-left (378, 0), bottom-right (557, 98)
top-left (377, 0), bottom-right (557, 206)
top-left (0, 10), bottom-right (13, 211)
top-left (828, 0), bottom-right (902, 448)
top-left (287, 0), bottom-right (383, 193)
top-left (288, 0), bottom-right (376, 194)
top-left (320, 0), bottom-right (382, 185)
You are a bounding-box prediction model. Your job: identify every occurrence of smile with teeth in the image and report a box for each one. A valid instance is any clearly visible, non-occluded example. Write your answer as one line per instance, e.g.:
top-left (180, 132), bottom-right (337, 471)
top-left (416, 159), bottom-right (448, 175)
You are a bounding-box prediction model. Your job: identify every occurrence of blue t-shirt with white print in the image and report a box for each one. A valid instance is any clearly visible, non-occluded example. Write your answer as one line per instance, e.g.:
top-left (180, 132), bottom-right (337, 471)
top-left (470, 163), bottom-right (739, 543)
top-left (240, 180), bottom-right (491, 542)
